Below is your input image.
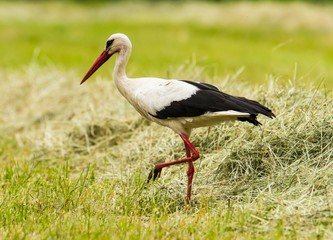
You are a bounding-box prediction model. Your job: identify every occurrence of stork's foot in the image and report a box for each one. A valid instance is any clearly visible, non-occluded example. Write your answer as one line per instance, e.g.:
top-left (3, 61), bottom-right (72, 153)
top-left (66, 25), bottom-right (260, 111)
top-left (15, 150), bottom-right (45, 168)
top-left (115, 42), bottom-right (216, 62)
top-left (147, 167), bottom-right (162, 183)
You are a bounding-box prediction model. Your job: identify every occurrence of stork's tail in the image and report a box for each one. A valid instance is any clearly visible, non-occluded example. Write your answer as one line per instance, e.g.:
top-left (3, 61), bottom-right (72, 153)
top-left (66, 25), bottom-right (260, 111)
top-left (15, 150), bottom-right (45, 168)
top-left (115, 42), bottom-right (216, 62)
top-left (235, 97), bottom-right (276, 126)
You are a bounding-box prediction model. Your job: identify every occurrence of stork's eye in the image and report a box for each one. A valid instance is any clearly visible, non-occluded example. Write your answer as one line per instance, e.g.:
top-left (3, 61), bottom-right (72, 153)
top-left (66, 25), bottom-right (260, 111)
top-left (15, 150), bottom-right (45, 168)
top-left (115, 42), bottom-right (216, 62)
top-left (106, 39), bottom-right (114, 49)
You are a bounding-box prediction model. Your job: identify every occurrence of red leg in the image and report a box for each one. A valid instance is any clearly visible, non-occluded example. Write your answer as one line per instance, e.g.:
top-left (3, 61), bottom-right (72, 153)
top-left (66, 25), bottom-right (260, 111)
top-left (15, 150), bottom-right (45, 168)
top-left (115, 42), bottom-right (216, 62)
top-left (148, 133), bottom-right (200, 205)
top-left (180, 133), bottom-right (199, 205)
top-left (147, 157), bottom-right (191, 181)
top-left (186, 160), bottom-right (195, 204)
top-left (182, 137), bottom-right (195, 204)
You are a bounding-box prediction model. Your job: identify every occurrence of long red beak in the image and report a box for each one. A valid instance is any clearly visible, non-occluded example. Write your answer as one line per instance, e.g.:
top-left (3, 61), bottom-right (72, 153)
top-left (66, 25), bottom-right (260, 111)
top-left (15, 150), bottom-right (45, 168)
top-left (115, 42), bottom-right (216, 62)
top-left (80, 50), bottom-right (112, 85)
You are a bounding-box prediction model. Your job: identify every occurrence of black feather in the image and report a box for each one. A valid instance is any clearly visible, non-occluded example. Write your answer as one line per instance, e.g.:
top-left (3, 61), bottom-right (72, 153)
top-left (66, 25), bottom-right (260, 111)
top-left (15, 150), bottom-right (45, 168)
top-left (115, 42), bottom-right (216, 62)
top-left (152, 80), bottom-right (275, 126)
top-left (180, 80), bottom-right (220, 91)
top-left (105, 39), bottom-right (114, 49)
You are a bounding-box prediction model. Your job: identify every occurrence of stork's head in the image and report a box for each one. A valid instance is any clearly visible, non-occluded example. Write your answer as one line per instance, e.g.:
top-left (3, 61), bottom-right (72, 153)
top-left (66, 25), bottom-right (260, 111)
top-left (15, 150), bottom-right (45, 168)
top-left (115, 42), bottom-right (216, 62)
top-left (80, 33), bottom-right (132, 84)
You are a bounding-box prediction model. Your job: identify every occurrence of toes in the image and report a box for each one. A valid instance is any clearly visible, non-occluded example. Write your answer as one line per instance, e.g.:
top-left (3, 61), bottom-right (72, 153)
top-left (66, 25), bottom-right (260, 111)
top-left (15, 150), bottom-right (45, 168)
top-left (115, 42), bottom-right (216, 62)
top-left (147, 168), bottom-right (162, 182)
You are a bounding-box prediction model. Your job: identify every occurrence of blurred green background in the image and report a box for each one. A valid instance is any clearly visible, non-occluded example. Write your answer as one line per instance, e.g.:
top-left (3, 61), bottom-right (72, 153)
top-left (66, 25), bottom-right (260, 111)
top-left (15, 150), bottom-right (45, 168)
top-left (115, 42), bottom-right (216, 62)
top-left (1, 0), bottom-right (332, 88)
top-left (2, 0), bottom-right (333, 3)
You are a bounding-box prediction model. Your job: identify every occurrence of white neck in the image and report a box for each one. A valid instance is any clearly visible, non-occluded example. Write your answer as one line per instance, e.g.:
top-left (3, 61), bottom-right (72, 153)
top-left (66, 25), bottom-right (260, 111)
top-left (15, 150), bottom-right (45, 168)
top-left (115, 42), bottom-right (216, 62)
top-left (113, 46), bottom-right (132, 97)
top-left (113, 47), bottom-right (131, 80)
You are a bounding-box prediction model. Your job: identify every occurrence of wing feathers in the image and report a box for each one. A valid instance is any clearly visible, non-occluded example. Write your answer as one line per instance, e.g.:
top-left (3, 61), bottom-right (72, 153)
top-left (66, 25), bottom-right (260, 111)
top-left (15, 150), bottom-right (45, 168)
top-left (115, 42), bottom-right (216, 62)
top-left (153, 80), bottom-right (275, 126)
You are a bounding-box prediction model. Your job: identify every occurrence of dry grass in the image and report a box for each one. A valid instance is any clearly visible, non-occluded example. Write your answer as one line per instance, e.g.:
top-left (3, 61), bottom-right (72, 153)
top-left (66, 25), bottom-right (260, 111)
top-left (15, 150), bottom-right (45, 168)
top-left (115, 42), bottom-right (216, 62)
top-left (0, 62), bottom-right (332, 238)
top-left (1, 1), bottom-right (333, 238)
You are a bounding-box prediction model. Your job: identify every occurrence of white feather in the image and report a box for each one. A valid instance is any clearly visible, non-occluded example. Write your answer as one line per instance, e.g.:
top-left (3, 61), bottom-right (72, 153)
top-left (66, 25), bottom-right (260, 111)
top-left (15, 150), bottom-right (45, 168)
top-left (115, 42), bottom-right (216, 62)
top-left (118, 77), bottom-right (198, 117)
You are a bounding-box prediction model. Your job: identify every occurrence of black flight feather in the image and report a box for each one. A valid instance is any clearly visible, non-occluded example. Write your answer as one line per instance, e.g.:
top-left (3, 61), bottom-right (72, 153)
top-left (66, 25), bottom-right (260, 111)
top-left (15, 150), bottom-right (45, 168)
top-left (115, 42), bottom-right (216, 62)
top-left (152, 80), bottom-right (275, 126)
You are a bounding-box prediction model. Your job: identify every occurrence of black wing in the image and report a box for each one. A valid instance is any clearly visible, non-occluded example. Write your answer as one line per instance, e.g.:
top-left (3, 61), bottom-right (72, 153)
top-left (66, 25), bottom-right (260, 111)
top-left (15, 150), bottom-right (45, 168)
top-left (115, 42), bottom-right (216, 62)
top-left (180, 80), bottom-right (220, 91)
top-left (152, 80), bottom-right (275, 126)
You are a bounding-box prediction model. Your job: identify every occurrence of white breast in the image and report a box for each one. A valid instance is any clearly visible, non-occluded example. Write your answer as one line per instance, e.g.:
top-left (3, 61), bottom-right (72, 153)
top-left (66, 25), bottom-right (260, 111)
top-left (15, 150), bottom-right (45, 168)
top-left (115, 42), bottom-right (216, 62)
top-left (122, 78), bottom-right (199, 117)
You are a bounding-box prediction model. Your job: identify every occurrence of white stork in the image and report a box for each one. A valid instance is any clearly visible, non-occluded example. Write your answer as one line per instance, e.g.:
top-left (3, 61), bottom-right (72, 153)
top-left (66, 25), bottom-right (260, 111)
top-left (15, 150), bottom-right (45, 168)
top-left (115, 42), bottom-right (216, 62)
top-left (80, 33), bottom-right (275, 205)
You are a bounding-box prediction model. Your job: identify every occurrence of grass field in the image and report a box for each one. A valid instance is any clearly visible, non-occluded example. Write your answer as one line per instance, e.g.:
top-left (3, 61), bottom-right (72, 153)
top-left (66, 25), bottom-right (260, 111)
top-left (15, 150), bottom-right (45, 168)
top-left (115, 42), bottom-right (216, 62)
top-left (1, 1), bottom-right (333, 239)
top-left (1, 1), bottom-right (333, 86)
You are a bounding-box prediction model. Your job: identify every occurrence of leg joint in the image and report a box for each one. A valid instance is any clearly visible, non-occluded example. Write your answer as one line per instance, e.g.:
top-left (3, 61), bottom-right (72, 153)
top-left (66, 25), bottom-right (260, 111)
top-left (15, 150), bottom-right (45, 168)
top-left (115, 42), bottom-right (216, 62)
top-left (191, 151), bottom-right (200, 161)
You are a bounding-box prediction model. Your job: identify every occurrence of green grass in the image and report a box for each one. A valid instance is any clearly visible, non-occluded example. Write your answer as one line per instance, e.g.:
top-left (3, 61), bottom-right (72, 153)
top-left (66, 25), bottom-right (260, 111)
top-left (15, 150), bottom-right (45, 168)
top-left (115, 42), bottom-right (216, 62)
top-left (1, 1), bottom-right (333, 239)
top-left (1, 64), bottom-right (332, 239)
top-left (1, 2), bottom-right (333, 86)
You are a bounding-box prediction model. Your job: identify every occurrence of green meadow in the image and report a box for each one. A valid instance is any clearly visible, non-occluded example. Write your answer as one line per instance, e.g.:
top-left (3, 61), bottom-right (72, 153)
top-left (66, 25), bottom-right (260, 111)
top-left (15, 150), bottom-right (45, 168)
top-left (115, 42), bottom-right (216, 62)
top-left (1, 2), bottom-right (333, 85)
top-left (0, 1), bottom-right (333, 239)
